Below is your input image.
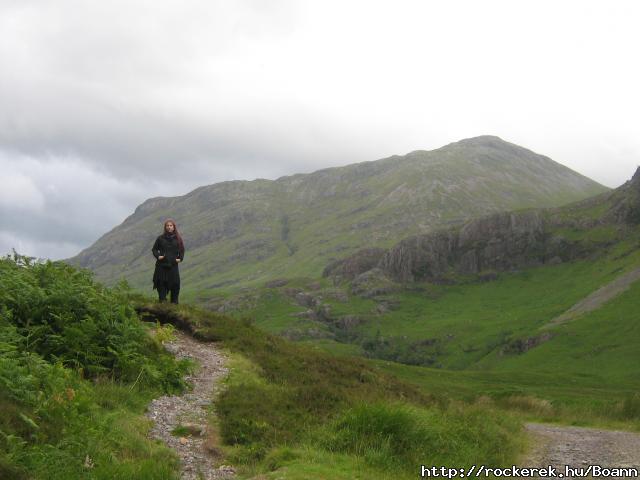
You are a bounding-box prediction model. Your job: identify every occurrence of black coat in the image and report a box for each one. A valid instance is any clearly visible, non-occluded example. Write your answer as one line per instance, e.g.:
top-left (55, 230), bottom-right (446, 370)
top-left (152, 233), bottom-right (184, 290)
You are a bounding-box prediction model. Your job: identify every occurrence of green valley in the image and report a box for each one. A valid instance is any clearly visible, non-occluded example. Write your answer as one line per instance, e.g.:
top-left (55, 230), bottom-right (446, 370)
top-left (204, 165), bottom-right (640, 432)
top-left (9, 139), bottom-right (639, 478)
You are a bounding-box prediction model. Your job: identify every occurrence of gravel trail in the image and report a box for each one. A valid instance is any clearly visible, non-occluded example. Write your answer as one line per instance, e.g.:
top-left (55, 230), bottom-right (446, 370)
top-left (520, 423), bottom-right (640, 478)
top-left (145, 328), bottom-right (236, 480)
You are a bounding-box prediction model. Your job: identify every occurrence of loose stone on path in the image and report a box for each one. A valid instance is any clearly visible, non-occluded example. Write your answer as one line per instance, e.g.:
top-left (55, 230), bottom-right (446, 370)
top-left (521, 423), bottom-right (640, 479)
top-left (145, 328), bottom-right (236, 479)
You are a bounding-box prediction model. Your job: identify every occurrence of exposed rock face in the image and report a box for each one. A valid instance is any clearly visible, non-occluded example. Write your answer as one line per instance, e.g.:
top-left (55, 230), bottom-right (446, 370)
top-left (457, 211), bottom-right (549, 274)
top-left (378, 230), bottom-right (458, 283)
top-left (323, 247), bottom-right (387, 281)
top-left (605, 166), bottom-right (640, 224)
top-left (324, 208), bottom-right (597, 285)
top-left (322, 167), bottom-right (639, 289)
top-left (378, 211), bottom-right (573, 283)
top-left (350, 267), bottom-right (399, 297)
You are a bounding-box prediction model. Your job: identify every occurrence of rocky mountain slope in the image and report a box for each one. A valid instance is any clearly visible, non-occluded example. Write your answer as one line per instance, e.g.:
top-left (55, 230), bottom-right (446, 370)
top-left (324, 167), bottom-right (639, 286)
top-left (235, 166), bottom-right (639, 372)
top-left (65, 136), bottom-right (607, 296)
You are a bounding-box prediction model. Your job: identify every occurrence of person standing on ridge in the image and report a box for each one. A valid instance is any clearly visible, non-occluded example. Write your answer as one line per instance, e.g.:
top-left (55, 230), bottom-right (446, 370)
top-left (152, 219), bottom-right (185, 304)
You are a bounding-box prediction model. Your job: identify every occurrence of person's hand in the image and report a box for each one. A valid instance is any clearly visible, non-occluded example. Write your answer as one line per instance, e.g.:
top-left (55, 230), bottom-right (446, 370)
top-left (158, 255), bottom-right (165, 260)
top-left (176, 259), bottom-right (181, 263)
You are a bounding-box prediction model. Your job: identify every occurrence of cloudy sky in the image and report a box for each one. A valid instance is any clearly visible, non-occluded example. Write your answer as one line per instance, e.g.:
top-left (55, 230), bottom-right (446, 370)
top-left (1, 0), bottom-right (639, 261)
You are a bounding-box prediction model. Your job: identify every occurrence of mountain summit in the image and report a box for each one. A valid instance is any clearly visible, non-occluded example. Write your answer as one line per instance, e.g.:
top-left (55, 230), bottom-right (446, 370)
top-left (65, 136), bottom-right (607, 297)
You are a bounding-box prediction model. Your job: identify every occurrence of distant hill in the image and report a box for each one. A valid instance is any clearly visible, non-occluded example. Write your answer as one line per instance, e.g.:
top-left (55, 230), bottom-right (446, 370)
top-left (211, 167), bottom-right (639, 386)
top-left (65, 136), bottom-right (607, 298)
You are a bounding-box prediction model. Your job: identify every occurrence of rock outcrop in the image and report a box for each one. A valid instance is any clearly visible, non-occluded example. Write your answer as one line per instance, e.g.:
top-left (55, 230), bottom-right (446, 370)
top-left (350, 268), bottom-right (400, 297)
top-left (356, 208), bottom-right (591, 283)
top-left (378, 210), bottom-right (572, 282)
top-left (604, 166), bottom-right (640, 225)
top-left (325, 166), bottom-right (640, 287)
top-left (323, 247), bottom-right (387, 281)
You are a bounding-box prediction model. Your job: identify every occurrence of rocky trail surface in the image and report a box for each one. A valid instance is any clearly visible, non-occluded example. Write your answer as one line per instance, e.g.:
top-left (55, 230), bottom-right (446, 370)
top-left (145, 328), bottom-right (236, 479)
top-left (521, 423), bottom-right (640, 478)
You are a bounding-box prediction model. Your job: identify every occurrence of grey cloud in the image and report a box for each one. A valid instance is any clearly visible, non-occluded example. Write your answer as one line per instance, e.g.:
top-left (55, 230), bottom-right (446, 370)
top-left (0, 231), bottom-right (80, 262)
top-left (0, 0), bottom-right (312, 183)
top-left (0, 149), bottom-right (315, 261)
top-left (1, 0), bottom-right (639, 262)
top-left (0, 154), bottom-right (180, 257)
top-left (0, 85), bottom-right (363, 184)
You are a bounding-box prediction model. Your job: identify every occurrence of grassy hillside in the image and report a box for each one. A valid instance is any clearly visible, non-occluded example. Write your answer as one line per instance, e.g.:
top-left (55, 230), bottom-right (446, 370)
top-left (373, 232), bottom-right (640, 428)
top-left (205, 168), bottom-right (640, 432)
top-left (48, 139), bottom-right (640, 476)
top-left (208, 227), bottom-right (639, 364)
top-left (5, 165), bottom-right (638, 478)
top-left (135, 301), bottom-right (527, 479)
top-left (376, 269), bottom-right (640, 430)
top-left (215, 230), bottom-right (640, 389)
top-left (0, 251), bottom-right (528, 479)
top-left (65, 136), bottom-right (607, 298)
top-left (0, 252), bottom-right (192, 479)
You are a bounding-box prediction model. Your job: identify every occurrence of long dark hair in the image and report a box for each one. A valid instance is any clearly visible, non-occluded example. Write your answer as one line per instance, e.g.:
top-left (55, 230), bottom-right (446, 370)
top-left (163, 219), bottom-right (185, 254)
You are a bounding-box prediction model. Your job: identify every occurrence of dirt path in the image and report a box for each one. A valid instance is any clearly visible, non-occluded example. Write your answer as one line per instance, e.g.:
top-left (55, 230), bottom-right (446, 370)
top-left (521, 423), bottom-right (640, 478)
top-left (145, 328), bottom-right (236, 479)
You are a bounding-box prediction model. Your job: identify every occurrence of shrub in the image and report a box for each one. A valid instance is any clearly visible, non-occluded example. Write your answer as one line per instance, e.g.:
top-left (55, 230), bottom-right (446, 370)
top-left (0, 251), bottom-right (193, 477)
top-left (0, 252), bottom-right (188, 391)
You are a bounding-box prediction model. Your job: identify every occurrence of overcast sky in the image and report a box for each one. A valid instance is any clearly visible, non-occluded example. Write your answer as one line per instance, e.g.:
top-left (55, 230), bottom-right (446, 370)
top-left (1, 0), bottom-right (639, 261)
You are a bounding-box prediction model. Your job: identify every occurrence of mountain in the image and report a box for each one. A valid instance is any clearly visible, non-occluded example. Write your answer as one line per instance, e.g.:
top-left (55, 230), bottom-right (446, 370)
top-left (326, 165), bottom-right (639, 285)
top-left (65, 136), bottom-right (607, 298)
top-left (206, 166), bottom-right (639, 395)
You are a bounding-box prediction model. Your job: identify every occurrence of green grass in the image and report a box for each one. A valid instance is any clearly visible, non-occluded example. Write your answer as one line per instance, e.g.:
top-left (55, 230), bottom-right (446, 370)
top-left (374, 359), bottom-right (639, 427)
top-left (550, 224), bottom-right (620, 243)
top-left (200, 226), bottom-right (640, 434)
top-left (316, 401), bottom-right (523, 472)
top-left (135, 301), bottom-right (528, 479)
top-left (216, 232), bottom-right (640, 375)
top-left (0, 252), bottom-right (194, 479)
top-left (226, 289), bottom-right (309, 333)
top-left (367, 267), bottom-right (640, 429)
top-left (479, 280), bottom-right (640, 383)
top-left (297, 339), bottom-right (365, 357)
top-left (233, 399), bottom-right (525, 480)
top-left (0, 324), bottom-right (193, 480)
top-left (11, 249), bottom-right (523, 480)
top-left (357, 237), bottom-right (640, 369)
